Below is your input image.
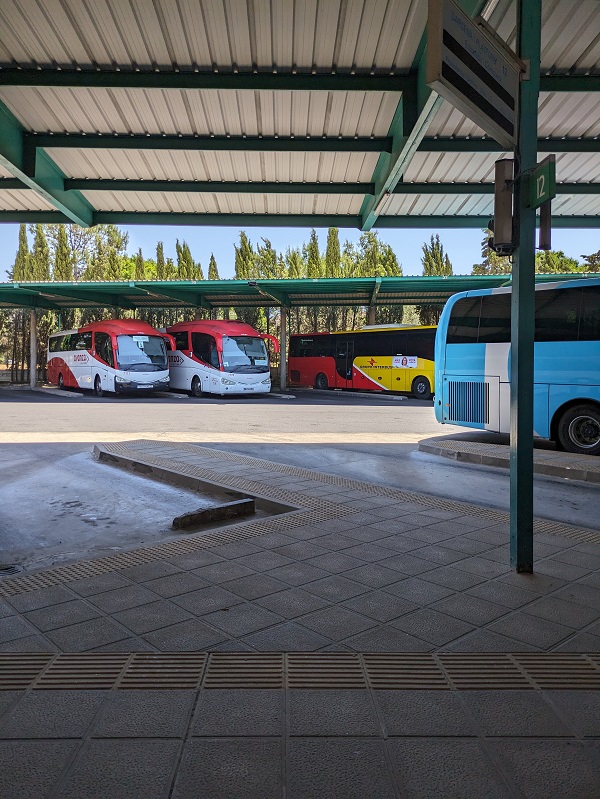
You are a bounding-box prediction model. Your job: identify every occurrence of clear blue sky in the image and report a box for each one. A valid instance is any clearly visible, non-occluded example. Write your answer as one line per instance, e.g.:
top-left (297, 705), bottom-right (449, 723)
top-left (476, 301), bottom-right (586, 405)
top-left (0, 224), bottom-right (597, 281)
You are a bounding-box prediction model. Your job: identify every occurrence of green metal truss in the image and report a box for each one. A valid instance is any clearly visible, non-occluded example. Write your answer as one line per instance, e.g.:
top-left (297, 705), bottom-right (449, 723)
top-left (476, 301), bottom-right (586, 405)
top-left (0, 102), bottom-right (94, 227)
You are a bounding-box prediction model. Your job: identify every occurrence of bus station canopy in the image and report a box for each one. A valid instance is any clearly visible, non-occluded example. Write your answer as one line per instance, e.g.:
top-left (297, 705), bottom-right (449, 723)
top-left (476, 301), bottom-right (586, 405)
top-left (0, 274), bottom-right (585, 311)
top-left (0, 0), bottom-right (599, 232)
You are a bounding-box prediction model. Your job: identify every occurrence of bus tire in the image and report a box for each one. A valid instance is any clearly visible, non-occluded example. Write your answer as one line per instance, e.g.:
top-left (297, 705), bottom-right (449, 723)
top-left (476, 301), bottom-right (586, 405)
top-left (557, 404), bottom-right (600, 455)
top-left (191, 376), bottom-right (203, 398)
top-left (93, 375), bottom-right (103, 398)
top-left (412, 375), bottom-right (432, 400)
top-left (315, 373), bottom-right (329, 390)
top-left (58, 373), bottom-right (64, 390)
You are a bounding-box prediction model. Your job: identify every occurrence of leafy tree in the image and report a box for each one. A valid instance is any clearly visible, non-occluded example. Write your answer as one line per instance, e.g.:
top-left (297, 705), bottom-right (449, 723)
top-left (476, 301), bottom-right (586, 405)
top-left (535, 250), bottom-right (580, 273)
top-left (165, 257), bottom-right (176, 280)
top-left (417, 234), bottom-right (452, 326)
top-left (134, 248), bottom-right (145, 280)
top-left (208, 254), bottom-right (219, 280)
top-left (579, 249), bottom-right (600, 273)
top-left (256, 238), bottom-right (283, 278)
top-left (325, 228), bottom-right (341, 278)
top-left (193, 259), bottom-right (205, 280)
top-left (285, 248), bottom-right (304, 279)
top-left (45, 224), bottom-right (127, 280)
top-left (105, 248), bottom-right (121, 281)
top-left (472, 229), bottom-right (511, 275)
top-left (156, 242), bottom-right (166, 280)
top-left (176, 240), bottom-right (194, 280)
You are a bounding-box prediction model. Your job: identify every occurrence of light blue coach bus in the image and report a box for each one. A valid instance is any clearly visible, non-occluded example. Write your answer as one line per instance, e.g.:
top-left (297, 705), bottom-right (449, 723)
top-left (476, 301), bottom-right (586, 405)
top-left (434, 277), bottom-right (600, 455)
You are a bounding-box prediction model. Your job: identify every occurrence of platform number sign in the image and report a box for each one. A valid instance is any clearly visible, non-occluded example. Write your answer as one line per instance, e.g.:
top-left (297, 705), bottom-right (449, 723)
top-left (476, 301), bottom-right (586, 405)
top-left (527, 155), bottom-right (556, 210)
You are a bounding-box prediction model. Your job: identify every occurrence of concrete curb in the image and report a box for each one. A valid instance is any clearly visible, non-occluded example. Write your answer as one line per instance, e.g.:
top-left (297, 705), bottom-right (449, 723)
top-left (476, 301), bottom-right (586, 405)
top-left (419, 440), bottom-right (600, 485)
top-left (33, 386), bottom-right (82, 399)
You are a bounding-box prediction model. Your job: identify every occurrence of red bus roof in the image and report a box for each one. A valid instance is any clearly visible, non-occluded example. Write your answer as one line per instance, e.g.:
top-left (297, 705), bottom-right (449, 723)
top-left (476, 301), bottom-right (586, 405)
top-left (166, 319), bottom-right (264, 338)
top-left (78, 319), bottom-right (164, 336)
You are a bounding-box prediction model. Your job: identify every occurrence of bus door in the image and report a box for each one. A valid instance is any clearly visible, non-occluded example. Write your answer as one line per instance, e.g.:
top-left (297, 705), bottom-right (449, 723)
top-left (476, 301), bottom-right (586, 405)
top-left (335, 339), bottom-right (354, 387)
top-left (93, 332), bottom-right (113, 392)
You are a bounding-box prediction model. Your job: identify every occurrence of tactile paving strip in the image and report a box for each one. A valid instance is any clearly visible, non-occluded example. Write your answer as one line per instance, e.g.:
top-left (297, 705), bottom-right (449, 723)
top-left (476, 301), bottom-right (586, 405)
top-left (1, 653), bottom-right (599, 691)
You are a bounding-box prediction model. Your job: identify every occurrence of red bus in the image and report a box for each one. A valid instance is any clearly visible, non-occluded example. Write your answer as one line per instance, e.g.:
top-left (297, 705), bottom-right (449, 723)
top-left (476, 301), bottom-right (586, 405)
top-left (288, 325), bottom-right (436, 399)
top-left (166, 319), bottom-right (279, 396)
top-left (47, 319), bottom-right (172, 396)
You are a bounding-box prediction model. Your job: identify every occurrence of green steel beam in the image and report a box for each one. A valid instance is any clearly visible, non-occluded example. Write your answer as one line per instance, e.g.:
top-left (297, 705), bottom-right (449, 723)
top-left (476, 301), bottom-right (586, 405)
top-left (25, 133), bottom-right (388, 155)
top-left (93, 212), bottom-right (365, 227)
top-left (360, 0), bottom-right (488, 230)
top-left (419, 137), bottom-right (600, 153)
top-left (0, 211), bottom-right (598, 228)
top-left (0, 66), bottom-right (594, 93)
top-left (0, 103), bottom-right (94, 226)
top-left (33, 286), bottom-right (137, 309)
top-left (0, 178), bottom-right (24, 190)
top-left (132, 283), bottom-right (212, 309)
top-left (65, 179), bottom-right (374, 194)
top-left (0, 68), bottom-right (412, 92)
top-left (391, 182), bottom-right (600, 195)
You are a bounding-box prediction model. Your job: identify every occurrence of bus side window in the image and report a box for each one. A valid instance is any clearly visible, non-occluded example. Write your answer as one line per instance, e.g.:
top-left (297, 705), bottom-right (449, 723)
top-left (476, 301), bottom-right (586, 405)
top-left (191, 332), bottom-right (210, 362)
top-left (478, 294), bottom-right (511, 343)
top-left (580, 286), bottom-right (600, 341)
top-left (208, 337), bottom-right (220, 369)
top-left (61, 335), bottom-right (73, 351)
top-left (535, 288), bottom-right (580, 342)
top-left (447, 297), bottom-right (481, 343)
top-left (94, 332), bottom-right (114, 367)
top-left (74, 332), bottom-right (92, 350)
top-left (174, 332), bottom-right (189, 352)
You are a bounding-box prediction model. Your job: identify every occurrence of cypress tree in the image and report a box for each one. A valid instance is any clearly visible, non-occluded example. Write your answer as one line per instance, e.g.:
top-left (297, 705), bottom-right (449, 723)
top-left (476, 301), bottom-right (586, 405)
top-left (12, 223), bottom-right (30, 281)
top-left (134, 248), bottom-right (145, 280)
top-left (208, 254), bottom-right (220, 280)
top-left (53, 225), bottom-right (73, 281)
top-left (418, 234), bottom-right (453, 325)
top-left (325, 227), bottom-right (341, 278)
top-left (105, 248), bottom-right (121, 281)
top-left (285, 248), bottom-right (304, 279)
top-left (156, 242), bottom-right (166, 280)
top-left (165, 257), bottom-right (176, 280)
top-left (234, 231), bottom-right (256, 279)
top-left (194, 259), bottom-right (205, 280)
top-left (30, 224), bottom-right (50, 280)
top-left (305, 229), bottom-right (321, 278)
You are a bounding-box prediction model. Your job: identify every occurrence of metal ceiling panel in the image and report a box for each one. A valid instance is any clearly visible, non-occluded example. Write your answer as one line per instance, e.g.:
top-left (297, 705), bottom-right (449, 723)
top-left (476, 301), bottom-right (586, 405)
top-left (0, 0), bottom-right (424, 71)
top-left (0, 87), bottom-right (400, 138)
top-left (383, 193), bottom-right (494, 217)
top-left (81, 189), bottom-right (363, 215)
top-left (0, 190), bottom-right (55, 211)
top-left (404, 152), bottom-right (500, 183)
top-left (47, 148), bottom-right (380, 183)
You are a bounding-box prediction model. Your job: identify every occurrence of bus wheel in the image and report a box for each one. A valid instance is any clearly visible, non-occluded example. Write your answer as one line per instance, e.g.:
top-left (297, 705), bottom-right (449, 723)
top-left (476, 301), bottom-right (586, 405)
top-left (412, 375), bottom-right (432, 400)
top-left (315, 373), bottom-right (329, 390)
top-left (557, 404), bottom-right (600, 455)
top-left (93, 375), bottom-right (103, 398)
top-left (58, 373), bottom-right (64, 390)
top-left (191, 376), bottom-right (203, 398)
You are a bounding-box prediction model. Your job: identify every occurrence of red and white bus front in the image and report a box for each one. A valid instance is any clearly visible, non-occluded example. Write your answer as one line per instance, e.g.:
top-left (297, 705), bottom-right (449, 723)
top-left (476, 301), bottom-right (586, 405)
top-left (47, 320), bottom-right (171, 396)
top-left (166, 320), bottom-right (277, 396)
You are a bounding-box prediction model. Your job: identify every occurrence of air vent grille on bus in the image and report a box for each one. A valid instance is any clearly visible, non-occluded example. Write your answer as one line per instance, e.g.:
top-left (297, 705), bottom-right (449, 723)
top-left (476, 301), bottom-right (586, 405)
top-left (447, 381), bottom-right (489, 425)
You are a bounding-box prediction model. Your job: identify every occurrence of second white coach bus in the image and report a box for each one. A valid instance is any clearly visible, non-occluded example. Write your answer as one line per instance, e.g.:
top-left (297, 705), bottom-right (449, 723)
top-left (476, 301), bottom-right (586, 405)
top-left (166, 319), bottom-right (279, 396)
top-left (47, 319), bottom-right (172, 396)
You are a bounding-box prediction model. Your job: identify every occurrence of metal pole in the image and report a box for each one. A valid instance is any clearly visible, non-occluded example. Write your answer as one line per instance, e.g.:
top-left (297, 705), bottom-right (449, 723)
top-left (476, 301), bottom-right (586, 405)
top-left (510, 0), bottom-right (541, 572)
top-left (29, 309), bottom-right (37, 389)
top-left (367, 306), bottom-right (376, 325)
top-left (279, 306), bottom-right (287, 393)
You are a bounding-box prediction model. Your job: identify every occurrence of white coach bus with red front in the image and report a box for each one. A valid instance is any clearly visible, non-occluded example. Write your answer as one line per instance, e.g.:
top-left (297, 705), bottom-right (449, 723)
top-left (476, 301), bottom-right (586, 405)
top-left (47, 319), bottom-right (172, 396)
top-left (166, 319), bottom-right (279, 396)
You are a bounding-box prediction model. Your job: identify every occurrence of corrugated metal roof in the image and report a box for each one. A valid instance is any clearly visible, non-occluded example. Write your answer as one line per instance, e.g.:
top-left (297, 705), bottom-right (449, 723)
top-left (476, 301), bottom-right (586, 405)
top-left (81, 189), bottom-right (363, 215)
top-left (0, 0), bottom-right (424, 70)
top-left (0, 190), bottom-right (55, 211)
top-left (0, 87), bottom-right (401, 137)
top-left (46, 148), bottom-right (379, 183)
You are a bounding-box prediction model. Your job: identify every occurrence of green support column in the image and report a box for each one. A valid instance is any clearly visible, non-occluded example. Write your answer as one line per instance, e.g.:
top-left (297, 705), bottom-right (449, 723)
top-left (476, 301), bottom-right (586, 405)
top-left (510, 0), bottom-right (541, 572)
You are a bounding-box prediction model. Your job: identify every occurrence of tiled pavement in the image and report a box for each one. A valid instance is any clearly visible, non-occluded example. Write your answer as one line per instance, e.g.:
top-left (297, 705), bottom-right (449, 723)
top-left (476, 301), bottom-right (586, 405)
top-left (1, 440), bottom-right (600, 798)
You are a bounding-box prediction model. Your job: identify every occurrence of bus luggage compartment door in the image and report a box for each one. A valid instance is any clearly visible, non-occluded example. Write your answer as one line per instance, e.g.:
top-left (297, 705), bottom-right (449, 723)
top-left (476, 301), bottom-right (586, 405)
top-left (441, 375), bottom-right (500, 430)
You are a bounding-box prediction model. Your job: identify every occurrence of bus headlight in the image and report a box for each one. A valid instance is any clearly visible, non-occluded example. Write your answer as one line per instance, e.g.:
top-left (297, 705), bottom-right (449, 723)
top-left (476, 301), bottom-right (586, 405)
top-left (115, 376), bottom-right (132, 384)
top-left (221, 378), bottom-right (236, 385)
top-left (261, 377), bottom-right (271, 384)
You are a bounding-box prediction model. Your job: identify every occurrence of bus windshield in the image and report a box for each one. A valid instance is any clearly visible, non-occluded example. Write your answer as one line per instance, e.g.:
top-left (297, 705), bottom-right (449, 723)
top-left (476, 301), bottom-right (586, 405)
top-left (116, 334), bottom-right (167, 372)
top-left (221, 336), bottom-right (269, 373)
